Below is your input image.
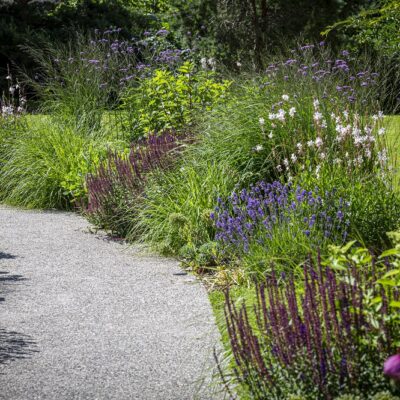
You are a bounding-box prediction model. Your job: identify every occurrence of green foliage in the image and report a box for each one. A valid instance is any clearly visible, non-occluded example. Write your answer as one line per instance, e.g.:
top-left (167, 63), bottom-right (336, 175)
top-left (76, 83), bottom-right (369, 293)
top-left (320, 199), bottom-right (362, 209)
top-left (121, 61), bottom-right (231, 137)
top-left (135, 158), bottom-right (236, 254)
top-left (0, 117), bottom-right (105, 208)
top-left (324, 0), bottom-right (400, 56)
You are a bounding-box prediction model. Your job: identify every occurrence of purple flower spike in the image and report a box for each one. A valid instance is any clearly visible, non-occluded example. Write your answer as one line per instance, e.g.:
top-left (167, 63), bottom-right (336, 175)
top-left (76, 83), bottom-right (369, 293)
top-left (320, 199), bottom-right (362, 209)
top-left (384, 354), bottom-right (400, 381)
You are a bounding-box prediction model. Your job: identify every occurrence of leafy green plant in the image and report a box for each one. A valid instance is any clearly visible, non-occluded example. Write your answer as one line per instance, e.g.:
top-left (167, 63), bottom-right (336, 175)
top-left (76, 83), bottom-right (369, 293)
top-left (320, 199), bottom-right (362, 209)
top-left (323, 0), bottom-right (400, 57)
top-left (121, 61), bottom-right (231, 138)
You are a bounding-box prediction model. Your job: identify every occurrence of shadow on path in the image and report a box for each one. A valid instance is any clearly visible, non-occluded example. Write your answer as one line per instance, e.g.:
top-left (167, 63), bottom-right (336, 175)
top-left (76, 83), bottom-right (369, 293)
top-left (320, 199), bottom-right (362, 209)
top-left (0, 252), bottom-right (17, 260)
top-left (0, 268), bottom-right (38, 369)
top-left (0, 329), bottom-right (38, 367)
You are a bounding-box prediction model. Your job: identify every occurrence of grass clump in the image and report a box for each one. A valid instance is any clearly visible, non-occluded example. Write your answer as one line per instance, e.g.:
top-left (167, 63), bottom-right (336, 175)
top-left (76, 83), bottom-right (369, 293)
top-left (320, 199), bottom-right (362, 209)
top-left (135, 158), bottom-right (237, 255)
top-left (0, 117), bottom-right (105, 208)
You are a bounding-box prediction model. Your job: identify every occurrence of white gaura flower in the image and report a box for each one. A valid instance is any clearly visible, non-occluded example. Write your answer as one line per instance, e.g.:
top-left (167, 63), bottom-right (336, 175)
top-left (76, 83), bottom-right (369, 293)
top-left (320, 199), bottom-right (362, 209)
top-left (319, 152), bottom-right (326, 160)
top-left (268, 113), bottom-right (276, 120)
top-left (254, 144), bottom-right (264, 152)
top-left (200, 57), bottom-right (208, 69)
top-left (378, 111), bottom-right (384, 119)
top-left (277, 109), bottom-right (286, 122)
top-left (315, 137), bottom-right (323, 148)
top-left (378, 127), bottom-right (386, 136)
top-left (276, 165), bottom-right (283, 172)
top-left (307, 140), bottom-right (314, 148)
top-left (296, 142), bottom-right (303, 152)
top-left (364, 126), bottom-right (372, 135)
top-left (315, 164), bottom-right (321, 178)
top-left (377, 149), bottom-right (388, 164)
top-left (283, 158), bottom-right (289, 167)
top-left (259, 117), bottom-right (265, 126)
top-left (268, 131), bottom-right (273, 139)
top-left (365, 149), bottom-right (371, 158)
top-left (343, 110), bottom-right (349, 120)
top-left (334, 158), bottom-right (342, 164)
top-left (289, 107), bottom-right (296, 117)
top-left (291, 153), bottom-right (297, 163)
top-left (282, 94), bottom-right (289, 101)
top-left (313, 98), bottom-right (320, 109)
top-left (321, 119), bottom-right (327, 129)
top-left (313, 111), bottom-right (323, 122)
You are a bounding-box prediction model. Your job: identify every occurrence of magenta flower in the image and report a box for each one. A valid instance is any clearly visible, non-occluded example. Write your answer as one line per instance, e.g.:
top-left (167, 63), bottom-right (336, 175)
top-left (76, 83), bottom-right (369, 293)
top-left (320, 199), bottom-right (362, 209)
top-left (384, 354), bottom-right (400, 380)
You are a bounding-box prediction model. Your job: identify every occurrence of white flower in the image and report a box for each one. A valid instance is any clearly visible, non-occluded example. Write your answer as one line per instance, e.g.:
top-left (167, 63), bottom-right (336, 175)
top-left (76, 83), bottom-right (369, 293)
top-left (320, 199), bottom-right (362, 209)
top-left (296, 142), bottom-right (303, 152)
top-left (9, 86), bottom-right (15, 95)
top-left (378, 127), bottom-right (386, 136)
top-left (254, 144), bottom-right (264, 152)
top-left (313, 111), bottom-right (323, 122)
top-left (289, 107), bottom-right (296, 117)
top-left (364, 126), bottom-right (372, 135)
top-left (17, 106), bottom-right (23, 113)
top-left (377, 149), bottom-right (388, 164)
top-left (365, 149), bottom-right (371, 158)
top-left (307, 140), bottom-right (314, 148)
top-left (5, 75), bottom-right (11, 80)
top-left (1, 105), bottom-right (13, 116)
top-left (236, 61), bottom-right (242, 68)
top-left (200, 57), bottom-right (208, 69)
top-left (290, 153), bottom-right (297, 163)
top-left (208, 58), bottom-right (216, 69)
top-left (378, 111), bottom-right (384, 119)
top-left (334, 158), bottom-right (342, 164)
top-left (259, 117), bottom-right (265, 126)
top-left (315, 137), bottom-right (323, 148)
top-left (319, 152), bottom-right (326, 160)
top-left (283, 158), bottom-right (289, 167)
top-left (313, 98), bottom-right (320, 109)
top-left (343, 110), bottom-right (349, 120)
top-left (268, 131), bottom-right (273, 139)
top-left (321, 119), bottom-right (327, 129)
top-left (277, 109), bottom-right (286, 122)
top-left (282, 94), bottom-right (289, 101)
top-left (276, 165), bottom-right (283, 172)
top-left (268, 113), bottom-right (276, 120)
top-left (315, 165), bottom-right (321, 178)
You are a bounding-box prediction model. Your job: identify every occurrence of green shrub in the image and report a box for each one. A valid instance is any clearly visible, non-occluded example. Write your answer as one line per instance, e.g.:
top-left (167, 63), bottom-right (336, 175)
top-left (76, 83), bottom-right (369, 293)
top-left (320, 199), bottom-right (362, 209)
top-left (121, 61), bottom-right (231, 138)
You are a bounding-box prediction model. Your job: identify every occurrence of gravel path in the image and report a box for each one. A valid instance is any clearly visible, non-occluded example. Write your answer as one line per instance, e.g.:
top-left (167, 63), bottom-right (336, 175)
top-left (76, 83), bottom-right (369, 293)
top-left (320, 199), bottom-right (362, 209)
top-left (0, 206), bottom-right (224, 400)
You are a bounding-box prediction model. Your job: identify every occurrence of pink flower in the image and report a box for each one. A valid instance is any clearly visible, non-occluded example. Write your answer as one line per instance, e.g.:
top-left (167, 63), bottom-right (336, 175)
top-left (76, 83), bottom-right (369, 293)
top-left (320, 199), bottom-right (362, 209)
top-left (384, 354), bottom-right (400, 380)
